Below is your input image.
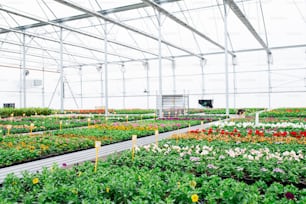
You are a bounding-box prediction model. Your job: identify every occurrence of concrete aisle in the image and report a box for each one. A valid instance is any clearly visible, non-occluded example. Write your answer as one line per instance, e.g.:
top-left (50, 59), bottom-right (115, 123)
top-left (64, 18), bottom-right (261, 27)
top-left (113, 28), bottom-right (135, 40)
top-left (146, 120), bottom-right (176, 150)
top-left (0, 121), bottom-right (218, 184)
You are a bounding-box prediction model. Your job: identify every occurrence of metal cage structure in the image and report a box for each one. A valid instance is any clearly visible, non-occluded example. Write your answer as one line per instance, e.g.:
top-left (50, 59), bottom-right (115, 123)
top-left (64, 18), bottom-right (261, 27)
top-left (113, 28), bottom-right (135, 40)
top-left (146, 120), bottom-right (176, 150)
top-left (0, 0), bottom-right (305, 115)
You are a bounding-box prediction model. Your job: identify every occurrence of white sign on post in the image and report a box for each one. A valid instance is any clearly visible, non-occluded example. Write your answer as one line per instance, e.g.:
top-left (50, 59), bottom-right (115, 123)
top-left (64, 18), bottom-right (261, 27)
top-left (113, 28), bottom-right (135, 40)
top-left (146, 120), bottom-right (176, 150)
top-left (255, 112), bottom-right (259, 125)
top-left (95, 141), bottom-right (101, 149)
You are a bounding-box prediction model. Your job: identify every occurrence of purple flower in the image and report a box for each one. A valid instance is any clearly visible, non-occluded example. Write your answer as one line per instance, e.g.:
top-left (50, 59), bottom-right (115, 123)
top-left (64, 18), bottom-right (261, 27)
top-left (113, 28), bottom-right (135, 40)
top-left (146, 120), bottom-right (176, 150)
top-left (207, 164), bottom-right (217, 169)
top-left (190, 156), bottom-right (200, 162)
top-left (285, 192), bottom-right (294, 200)
top-left (62, 163), bottom-right (67, 167)
top-left (273, 168), bottom-right (285, 173)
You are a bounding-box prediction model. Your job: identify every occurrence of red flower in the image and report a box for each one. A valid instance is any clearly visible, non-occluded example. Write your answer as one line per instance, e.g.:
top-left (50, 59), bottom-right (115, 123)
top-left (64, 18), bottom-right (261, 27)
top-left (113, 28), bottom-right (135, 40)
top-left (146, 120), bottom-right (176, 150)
top-left (290, 131), bottom-right (297, 137)
top-left (273, 132), bottom-right (280, 137)
top-left (285, 192), bottom-right (294, 200)
top-left (247, 129), bottom-right (253, 135)
top-left (220, 130), bottom-right (225, 135)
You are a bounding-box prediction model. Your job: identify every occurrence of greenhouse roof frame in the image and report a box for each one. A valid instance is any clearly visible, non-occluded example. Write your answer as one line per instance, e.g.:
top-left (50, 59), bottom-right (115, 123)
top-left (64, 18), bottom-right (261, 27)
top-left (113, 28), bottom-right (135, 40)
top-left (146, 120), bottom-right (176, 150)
top-left (53, 0), bottom-right (204, 60)
top-left (0, 6), bottom-right (168, 62)
top-left (142, 0), bottom-right (235, 57)
top-left (225, 0), bottom-right (271, 55)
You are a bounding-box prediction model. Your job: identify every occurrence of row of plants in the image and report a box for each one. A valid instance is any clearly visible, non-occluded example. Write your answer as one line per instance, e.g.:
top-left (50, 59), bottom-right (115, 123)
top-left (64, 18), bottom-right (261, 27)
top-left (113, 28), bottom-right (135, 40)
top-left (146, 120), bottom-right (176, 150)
top-left (0, 108), bottom-right (52, 118)
top-left (0, 134), bottom-right (93, 168)
top-left (53, 120), bottom-right (201, 145)
top-left (0, 114), bottom-right (155, 135)
top-left (0, 119), bottom-right (205, 168)
top-left (188, 108), bottom-right (264, 115)
top-left (233, 116), bottom-right (306, 125)
top-left (260, 108), bottom-right (306, 117)
top-left (0, 138), bottom-right (305, 203)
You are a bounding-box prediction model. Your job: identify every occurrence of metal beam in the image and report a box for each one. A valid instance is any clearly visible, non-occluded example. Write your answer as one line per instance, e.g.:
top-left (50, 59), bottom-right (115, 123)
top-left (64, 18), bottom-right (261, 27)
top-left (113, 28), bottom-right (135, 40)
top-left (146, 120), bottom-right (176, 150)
top-left (0, 7), bottom-right (161, 59)
top-left (53, 0), bottom-right (203, 59)
top-left (47, 43), bottom-right (306, 67)
top-left (142, 0), bottom-right (234, 56)
top-left (0, 0), bottom-right (180, 35)
top-left (225, 0), bottom-right (271, 54)
top-left (0, 26), bottom-right (139, 63)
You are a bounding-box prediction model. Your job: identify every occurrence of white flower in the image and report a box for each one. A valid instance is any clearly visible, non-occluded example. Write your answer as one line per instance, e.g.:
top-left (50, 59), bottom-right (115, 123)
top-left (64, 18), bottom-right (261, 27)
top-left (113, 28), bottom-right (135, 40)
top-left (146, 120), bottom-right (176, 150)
top-left (201, 150), bottom-right (209, 155)
top-left (219, 155), bottom-right (225, 159)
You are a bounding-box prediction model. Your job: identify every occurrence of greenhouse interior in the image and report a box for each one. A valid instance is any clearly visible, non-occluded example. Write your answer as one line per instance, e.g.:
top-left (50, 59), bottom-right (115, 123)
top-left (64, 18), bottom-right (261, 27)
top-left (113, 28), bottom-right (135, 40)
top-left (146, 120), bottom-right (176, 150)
top-left (0, 0), bottom-right (305, 203)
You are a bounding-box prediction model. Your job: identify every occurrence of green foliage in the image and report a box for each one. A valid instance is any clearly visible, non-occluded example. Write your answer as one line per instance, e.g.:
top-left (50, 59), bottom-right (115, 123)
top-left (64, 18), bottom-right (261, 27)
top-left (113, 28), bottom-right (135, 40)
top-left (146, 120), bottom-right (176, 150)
top-left (0, 107), bottom-right (52, 117)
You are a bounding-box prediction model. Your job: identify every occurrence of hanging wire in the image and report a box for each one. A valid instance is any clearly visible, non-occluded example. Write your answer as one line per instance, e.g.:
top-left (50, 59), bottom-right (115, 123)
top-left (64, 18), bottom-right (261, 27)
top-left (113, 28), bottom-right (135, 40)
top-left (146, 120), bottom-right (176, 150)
top-left (138, 8), bottom-right (156, 52)
top-left (176, 1), bottom-right (202, 54)
top-left (91, 0), bottom-right (128, 62)
top-left (215, 0), bottom-right (235, 52)
top-left (292, 0), bottom-right (306, 25)
top-left (211, 0), bottom-right (220, 43)
top-left (259, 0), bottom-right (269, 47)
top-left (41, 0), bottom-right (57, 19)
top-left (0, 12), bottom-right (22, 42)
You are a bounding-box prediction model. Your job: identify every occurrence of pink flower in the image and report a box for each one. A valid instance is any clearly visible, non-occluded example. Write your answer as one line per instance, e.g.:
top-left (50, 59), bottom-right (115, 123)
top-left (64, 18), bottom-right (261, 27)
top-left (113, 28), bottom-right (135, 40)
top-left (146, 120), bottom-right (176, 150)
top-left (273, 168), bottom-right (284, 173)
top-left (190, 156), bottom-right (200, 162)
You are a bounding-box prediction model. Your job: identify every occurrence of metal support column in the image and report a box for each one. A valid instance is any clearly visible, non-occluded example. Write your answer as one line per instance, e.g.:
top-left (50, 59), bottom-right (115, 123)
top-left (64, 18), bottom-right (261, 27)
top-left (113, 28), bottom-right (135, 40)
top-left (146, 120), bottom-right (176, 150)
top-left (200, 57), bottom-right (206, 98)
top-left (144, 60), bottom-right (150, 109)
top-left (19, 63), bottom-right (22, 108)
top-left (79, 66), bottom-right (83, 109)
top-left (157, 11), bottom-right (163, 117)
top-left (121, 64), bottom-right (126, 109)
top-left (172, 57), bottom-right (176, 94)
top-left (232, 56), bottom-right (237, 108)
top-left (22, 32), bottom-right (26, 108)
top-left (60, 27), bottom-right (64, 112)
top-left (42, 63), bottom-right (45, 107)
top-left (97, 64), bottom-right (103, 107)
top-left (223, 1), bottom-right (230, 116)
top-left (267, 53), bottom-right (272, 109)
top-left (104, 20), bottom-right (109, 116)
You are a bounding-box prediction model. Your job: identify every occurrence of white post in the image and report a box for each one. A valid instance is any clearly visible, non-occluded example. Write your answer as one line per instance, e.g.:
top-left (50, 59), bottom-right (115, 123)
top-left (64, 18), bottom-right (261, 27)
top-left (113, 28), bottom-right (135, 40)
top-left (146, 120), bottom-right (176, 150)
top-left (42, 51), bottom-right (45, 107)
top-left (255, 112), bottom-right (259, 125)
top-left (60, 27), bottom-right (64, 113)
top-left (172, 57), bottom-right (176, 95)
top-left (200, 57), bottom-right (206, 98)
top-left (79, 66), bottom-right (83, 109)
top-left (100, 65), bottom-right (103, 107)
top-left (223, 0), bottom-right (230, 116)
top-left (267, 53), bottom-right (272, 110)
top-left (22, 32), bottom-right (26, 108)
top-left (144, 60), bottom-right (150, 109)
top-left (157, 11), bottom-right (163, 117)
top-left (232, 56), bottom-right (237, 108)
top-left (104, 20), bottom-right (109, 116)
top-left (121, 63), bottom-right (126, 109)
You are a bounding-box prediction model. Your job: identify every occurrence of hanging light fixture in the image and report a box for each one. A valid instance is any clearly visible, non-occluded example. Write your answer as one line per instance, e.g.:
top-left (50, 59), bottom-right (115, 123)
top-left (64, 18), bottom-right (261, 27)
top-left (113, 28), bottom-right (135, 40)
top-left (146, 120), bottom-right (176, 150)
top-left (24, 70), bottom-right (29, 76)
top-left (96, 64), bottom-right (102, 72)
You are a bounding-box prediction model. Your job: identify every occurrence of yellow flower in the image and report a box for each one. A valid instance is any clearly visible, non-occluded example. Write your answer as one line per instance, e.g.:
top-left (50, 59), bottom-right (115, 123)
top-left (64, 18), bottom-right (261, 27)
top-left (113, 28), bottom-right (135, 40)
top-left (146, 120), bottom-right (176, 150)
top-left (190, 180), bottom-right (197, 188)
top-left (177, 181), bottom-right (180, 188)
top-left (191, 194), bottom-right (199, 202)
top-left (32, 178), bottom-right (39, 185)
top-left (106, 187), bottom-right (110, 193)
